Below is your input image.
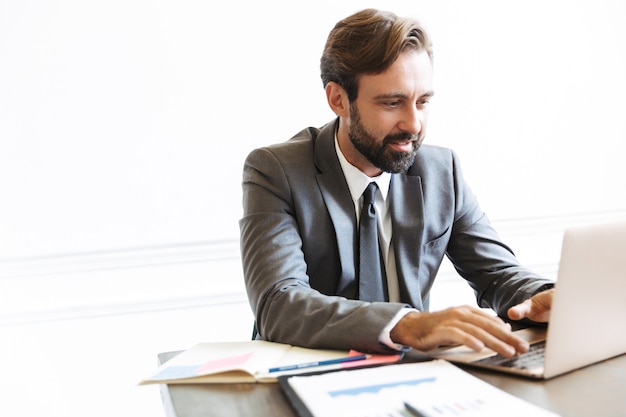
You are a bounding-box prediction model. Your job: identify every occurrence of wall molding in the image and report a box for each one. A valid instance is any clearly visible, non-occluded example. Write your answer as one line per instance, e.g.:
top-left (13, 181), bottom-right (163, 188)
top-left (1, 292), bottom-right (250, 326)
top-left (490, 209), bottom-right (626, 235)
top-left (0, 239), bottom-right (241, 280)
top-left (2, 210), bottom-right (625, 325)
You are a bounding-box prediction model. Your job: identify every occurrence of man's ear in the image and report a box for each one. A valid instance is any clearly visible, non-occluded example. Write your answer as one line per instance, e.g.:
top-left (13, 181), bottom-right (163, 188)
top-left (325, 82), bottom-right (350, 117)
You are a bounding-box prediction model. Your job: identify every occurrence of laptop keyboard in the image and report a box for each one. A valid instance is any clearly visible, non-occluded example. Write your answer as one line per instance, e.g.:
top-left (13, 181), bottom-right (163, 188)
top-left (475, 340), bottom-right (546, 370)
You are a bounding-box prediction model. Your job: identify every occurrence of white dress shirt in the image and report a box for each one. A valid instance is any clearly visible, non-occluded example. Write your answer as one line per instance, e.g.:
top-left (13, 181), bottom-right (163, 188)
top-left (334, 138), bottom-right (400, 302)
top-left (334, 137), bottom-right (415, 350)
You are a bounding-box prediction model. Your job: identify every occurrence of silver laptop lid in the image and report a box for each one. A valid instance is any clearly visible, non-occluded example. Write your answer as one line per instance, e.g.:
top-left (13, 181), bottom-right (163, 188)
top-left (544, 221), bottom-right (626, 378)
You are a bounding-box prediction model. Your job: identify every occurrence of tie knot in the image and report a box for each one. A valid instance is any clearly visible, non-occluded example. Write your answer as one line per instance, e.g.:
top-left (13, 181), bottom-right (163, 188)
top-left (362, 182), bottom-right (378, 205)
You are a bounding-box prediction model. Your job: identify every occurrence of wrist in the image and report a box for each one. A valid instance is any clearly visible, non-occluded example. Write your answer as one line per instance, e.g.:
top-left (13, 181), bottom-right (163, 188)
top-left (390, 310), bottom-right (421, 346)
top-left (381, 308), bottom-right (418, 350)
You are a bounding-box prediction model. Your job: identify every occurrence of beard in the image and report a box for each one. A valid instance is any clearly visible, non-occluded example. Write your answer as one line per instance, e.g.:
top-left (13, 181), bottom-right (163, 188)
top-left (348, 104), bottom-right (422, 174)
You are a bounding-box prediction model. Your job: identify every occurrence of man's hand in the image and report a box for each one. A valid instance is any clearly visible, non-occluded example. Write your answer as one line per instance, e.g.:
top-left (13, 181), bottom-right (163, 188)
top-left (390, 306), bottom-right (530, 358)
top-left (507, 288), bottom-right (554, 323)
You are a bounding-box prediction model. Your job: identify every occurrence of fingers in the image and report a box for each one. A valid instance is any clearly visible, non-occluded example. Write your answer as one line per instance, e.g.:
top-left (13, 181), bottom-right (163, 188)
top-left (507, 299), bottom-right (532, 321)
top-left (391, 307), bottom-right (528, 358)
top-left (448, 309), bottom-right (528, 357)
top-left (507, 289), bottom-right (554, 323)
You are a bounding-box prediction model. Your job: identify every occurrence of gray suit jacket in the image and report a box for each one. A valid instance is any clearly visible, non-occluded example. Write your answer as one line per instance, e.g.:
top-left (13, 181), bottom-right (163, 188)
top-left (239, 119), bottom-right (552, 353)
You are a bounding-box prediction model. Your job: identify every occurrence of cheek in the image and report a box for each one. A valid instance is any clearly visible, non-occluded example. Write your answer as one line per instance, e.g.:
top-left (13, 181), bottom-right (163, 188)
top-left (421, 108), bottom-right (430, 123)
top-left (365, 112), bottom-right (398, 137)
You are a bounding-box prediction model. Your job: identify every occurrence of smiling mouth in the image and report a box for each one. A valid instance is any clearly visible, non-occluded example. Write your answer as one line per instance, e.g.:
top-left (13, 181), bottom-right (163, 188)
top-left (386, 139), bottom-right (417, 152)
top-left (391, 139), bottom-right (415, 145)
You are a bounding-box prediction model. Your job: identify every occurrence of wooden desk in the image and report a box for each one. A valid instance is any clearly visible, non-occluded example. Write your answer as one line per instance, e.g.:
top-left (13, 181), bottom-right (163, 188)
top-left (157, 351), bottom-right (626, 417)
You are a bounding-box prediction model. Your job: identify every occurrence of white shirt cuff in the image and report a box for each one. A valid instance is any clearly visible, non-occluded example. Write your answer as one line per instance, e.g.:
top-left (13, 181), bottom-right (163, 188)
top-left (378, 307), bottom-right (419, 351)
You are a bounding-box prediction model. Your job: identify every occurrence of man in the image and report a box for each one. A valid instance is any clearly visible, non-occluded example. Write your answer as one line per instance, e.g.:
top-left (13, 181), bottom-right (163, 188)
top-left (239, 8), bottom-right (554, 356)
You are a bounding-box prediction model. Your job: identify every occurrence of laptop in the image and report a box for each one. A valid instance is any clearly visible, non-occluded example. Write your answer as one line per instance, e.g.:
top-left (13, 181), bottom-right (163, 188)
top-left (431, 220), bottom-right (626, 379)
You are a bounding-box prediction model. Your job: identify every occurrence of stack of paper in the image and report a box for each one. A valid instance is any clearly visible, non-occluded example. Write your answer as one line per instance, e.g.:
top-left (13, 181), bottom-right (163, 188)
top-left (280, 359), bottom-right (560, 417)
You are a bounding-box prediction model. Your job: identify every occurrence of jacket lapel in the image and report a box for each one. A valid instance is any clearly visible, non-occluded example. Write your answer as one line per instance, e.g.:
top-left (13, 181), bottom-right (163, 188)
top-left (389, 173), bottom-right (426, 308)
top-left (314, 120), bottom-right (359, 298)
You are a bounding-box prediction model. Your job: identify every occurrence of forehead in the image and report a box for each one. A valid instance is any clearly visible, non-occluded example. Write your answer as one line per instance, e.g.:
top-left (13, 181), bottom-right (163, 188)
top-left (358, 50), bottom-right (433, 98)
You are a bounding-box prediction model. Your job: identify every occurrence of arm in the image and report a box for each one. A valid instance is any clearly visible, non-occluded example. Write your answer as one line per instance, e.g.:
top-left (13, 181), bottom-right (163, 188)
top-left (389, 149), bottom-right (554, 357)
top-left (442, 151), bottom-right (554, 317)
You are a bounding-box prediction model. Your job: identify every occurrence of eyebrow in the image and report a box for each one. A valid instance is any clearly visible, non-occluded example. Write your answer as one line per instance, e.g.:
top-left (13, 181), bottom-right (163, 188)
top-left (373, 90), bottom-right (435, 100)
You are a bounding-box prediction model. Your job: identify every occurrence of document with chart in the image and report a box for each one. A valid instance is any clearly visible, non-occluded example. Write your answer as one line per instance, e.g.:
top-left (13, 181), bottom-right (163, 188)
top-left (279, 360), bottom-right (559, 417)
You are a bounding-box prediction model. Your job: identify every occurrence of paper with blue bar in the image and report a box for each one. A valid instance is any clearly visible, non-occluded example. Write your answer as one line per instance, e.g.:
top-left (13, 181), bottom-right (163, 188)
top-left (284, 359), bottom-right (560, 417)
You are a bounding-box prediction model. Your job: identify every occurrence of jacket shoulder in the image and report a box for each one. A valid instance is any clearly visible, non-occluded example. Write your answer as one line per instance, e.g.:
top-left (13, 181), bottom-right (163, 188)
top-left (408, 144), bottom-right (458, 174)
top-left (415, 144), bottom-right (455, 159)
top-left (247, 126), bottom-right (322, 158)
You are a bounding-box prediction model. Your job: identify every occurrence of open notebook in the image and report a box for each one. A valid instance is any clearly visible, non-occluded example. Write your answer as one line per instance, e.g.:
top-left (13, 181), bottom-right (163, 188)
top-left (432, 220), bottom-right (626, 379)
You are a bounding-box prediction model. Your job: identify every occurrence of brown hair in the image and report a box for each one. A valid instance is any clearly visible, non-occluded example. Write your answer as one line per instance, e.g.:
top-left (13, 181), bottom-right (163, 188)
top-left (320, 9), bottom-right (433, 102)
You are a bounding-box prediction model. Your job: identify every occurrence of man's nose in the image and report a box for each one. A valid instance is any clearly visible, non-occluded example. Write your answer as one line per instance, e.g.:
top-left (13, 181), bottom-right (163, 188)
top-left (397, 106), bottom-right (423, 135)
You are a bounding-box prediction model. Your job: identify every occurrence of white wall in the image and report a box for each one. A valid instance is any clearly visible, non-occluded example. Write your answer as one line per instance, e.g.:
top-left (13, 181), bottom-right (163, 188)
top-left (1, 3), bottom-right (625, 416)
top-left (2, 0), bottom-right (626, 260)
top-left (1, 0), bottom-right (626, 319)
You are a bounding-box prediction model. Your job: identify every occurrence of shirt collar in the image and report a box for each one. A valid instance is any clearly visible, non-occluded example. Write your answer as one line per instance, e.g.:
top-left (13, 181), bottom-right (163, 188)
top-left (334, 135), bottom-right (391, 202)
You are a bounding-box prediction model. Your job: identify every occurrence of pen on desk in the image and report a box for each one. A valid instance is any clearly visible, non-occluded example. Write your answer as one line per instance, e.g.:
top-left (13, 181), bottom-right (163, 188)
top-left (267, 354), bottom-right (368, 373)
top-left (403, 401), bottom-right (430, 417)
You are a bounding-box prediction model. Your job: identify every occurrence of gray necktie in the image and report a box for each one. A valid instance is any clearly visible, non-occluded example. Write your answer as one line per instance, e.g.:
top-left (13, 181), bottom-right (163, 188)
top-left (358, 182), bottom-right (388, 302)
